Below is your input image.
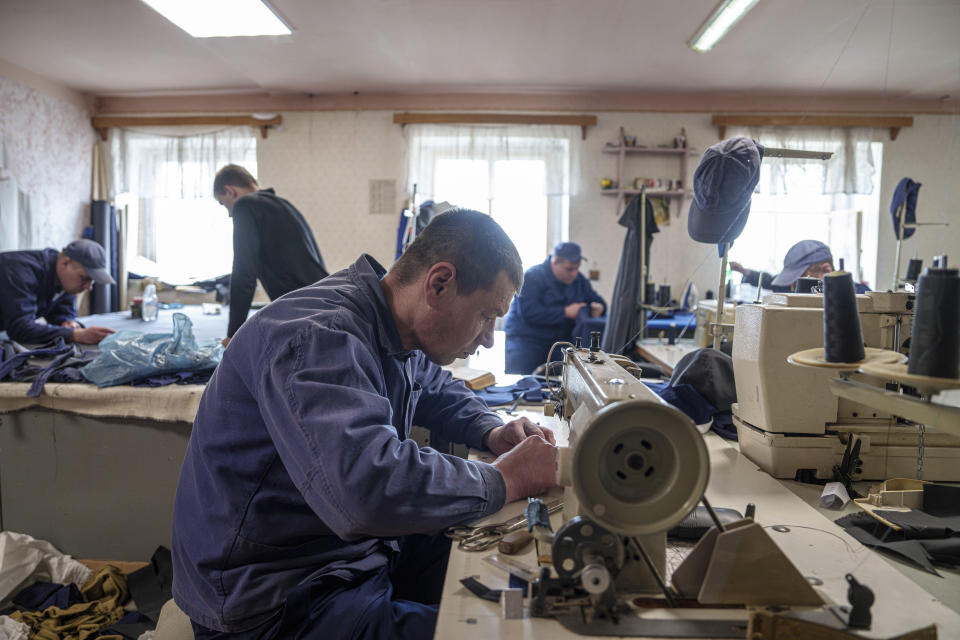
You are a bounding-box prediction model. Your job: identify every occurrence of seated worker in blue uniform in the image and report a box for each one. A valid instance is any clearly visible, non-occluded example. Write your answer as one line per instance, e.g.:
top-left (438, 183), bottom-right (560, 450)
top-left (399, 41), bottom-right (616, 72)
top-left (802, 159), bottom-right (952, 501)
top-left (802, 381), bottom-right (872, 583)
top-left (213, 164), bottom-right (329, 346)
top-left (0, 239), bottom-right (116, 345)
top-left (503, 241), bottom-right (606, 374)
top-left (731, 239), bottom-right (870, 294)
top-left (172, 209), bottom-right (559, 640)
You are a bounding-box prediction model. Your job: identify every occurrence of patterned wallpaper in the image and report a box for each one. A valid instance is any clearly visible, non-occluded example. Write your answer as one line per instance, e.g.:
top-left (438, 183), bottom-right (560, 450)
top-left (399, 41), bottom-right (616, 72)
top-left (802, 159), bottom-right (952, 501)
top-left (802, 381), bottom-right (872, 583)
top-left (0, 74), bottom-right (94, 250)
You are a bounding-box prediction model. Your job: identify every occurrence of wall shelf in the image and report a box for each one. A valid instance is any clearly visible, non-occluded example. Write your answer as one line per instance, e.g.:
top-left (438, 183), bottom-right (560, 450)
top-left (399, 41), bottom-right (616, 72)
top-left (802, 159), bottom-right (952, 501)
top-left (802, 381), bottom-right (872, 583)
top-left (601, 128), bottom-right (697, 214)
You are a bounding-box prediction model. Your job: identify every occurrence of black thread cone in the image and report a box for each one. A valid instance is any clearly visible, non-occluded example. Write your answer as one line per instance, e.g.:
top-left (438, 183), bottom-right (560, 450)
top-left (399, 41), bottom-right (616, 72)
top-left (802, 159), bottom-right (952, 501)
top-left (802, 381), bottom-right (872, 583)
top-left (823, 271), bottom-right (865, 363)
top-left (908, 267), bottom-right (960, 378)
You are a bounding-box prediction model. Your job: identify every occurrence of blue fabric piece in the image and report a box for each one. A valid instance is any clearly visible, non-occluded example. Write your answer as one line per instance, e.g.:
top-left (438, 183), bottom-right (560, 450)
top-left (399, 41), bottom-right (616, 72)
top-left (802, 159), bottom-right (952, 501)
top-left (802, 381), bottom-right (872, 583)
top-left (644, 382), bottom-right (717, 425)
top-left (12, 581), bottom-right (82, 611)
top-left (646, 312), bottom-right (696, 333)
top-left (474, 376), bottom-right (548, 406)
top-left (711, 411), bottom-right (737, 440)
top-left (0, 338), bottom-right (72, 380)
top-left (172, 255), bottom-right (507, 633)
top-left (0, 248), bottom-right (77, 344)
top-left (890, 177), bottom-right (921, 240)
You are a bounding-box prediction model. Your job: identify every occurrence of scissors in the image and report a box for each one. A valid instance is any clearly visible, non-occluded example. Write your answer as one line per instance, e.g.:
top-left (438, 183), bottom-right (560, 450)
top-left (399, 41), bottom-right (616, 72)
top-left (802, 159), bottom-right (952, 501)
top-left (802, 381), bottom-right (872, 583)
top-left (445, 499), bottom-right (563, 552)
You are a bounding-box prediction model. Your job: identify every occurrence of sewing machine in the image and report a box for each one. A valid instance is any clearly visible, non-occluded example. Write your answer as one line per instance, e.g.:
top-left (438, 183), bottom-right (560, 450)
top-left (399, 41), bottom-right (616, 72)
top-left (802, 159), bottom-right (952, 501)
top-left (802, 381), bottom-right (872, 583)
top-left (732, 291), bottom-right (960, 481)
top-left (693, 299), bottom-right (737, 348)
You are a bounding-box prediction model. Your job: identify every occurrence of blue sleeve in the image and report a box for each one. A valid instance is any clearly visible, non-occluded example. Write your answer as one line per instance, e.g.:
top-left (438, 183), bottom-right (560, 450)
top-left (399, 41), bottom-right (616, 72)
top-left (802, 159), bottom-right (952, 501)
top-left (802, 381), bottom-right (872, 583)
top-left (254, 325), bottom-right (506, 540)
top-left (412, 356), bottom-right (503, 450)
top-left (44, 294), bottom-right (77, 326)
top-left (0, 265), bottom-right (73, 344)
top-left (228, 202), bottom-right (261, 337)
top-left (516, 269), bottom-right (565, 327)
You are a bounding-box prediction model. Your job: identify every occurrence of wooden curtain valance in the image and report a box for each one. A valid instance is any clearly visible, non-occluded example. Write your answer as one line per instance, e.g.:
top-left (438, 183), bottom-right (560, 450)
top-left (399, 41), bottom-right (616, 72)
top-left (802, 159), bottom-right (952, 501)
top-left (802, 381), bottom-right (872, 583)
top-left (91, 115), bottom-right (283, 141)
top-left (393, 112), bottom-right (597, 139)
top-left (712, 114), bottom-right (913, 141)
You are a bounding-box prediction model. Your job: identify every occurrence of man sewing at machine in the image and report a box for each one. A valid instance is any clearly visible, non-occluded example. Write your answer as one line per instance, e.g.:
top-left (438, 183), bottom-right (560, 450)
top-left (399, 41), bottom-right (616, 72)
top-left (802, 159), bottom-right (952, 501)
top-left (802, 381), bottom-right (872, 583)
top-left (503, 241), bottom-right (606, 374)
top-left (731, 238), bottom-right (870, 293)
top-left (172, 209), bottom-right (559, 640)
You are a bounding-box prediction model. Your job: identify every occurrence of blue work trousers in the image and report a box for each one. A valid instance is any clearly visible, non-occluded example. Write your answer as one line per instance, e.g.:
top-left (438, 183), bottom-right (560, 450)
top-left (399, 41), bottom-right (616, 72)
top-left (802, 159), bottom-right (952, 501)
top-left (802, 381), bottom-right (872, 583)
top-left (191, 533), bottom-right (450, 640)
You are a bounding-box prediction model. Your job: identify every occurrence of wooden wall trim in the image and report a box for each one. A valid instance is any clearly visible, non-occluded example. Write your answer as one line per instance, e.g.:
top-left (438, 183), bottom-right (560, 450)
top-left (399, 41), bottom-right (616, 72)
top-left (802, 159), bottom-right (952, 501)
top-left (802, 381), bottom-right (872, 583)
top-left (93, 91), bottom-right (960, 116)
top-left (392, 112), bottom-right (597, 138)
top-left (711, 114), bottom-right (914, 140)
top-left (90, 114), bottom-right (283, 140)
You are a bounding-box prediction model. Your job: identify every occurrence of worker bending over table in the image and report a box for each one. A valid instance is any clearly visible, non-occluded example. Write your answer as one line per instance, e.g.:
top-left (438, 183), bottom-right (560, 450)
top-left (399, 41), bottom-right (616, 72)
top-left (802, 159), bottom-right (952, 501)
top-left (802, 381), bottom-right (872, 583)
top-left (172, 209), bottom-right (558, 640)
top-left (213, 164), bottom-right (329, 346)
top-left (503, 241), bottom-right (606, 374)
top-left (0, 238), bottom-right (116, 345)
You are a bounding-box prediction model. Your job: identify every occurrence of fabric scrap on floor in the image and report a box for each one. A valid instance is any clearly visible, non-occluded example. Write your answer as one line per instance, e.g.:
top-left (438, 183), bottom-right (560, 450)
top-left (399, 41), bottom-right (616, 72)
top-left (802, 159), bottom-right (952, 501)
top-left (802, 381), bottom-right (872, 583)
top-left (9, 565), bottom-right (128, 640)
top-left (0, 532), bottom-right (92, 606)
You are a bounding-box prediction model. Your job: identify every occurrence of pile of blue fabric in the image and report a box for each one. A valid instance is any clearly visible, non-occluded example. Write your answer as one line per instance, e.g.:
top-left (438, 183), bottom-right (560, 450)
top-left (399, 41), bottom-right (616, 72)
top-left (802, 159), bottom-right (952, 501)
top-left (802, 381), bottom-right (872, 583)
top-left (0, 313), bottom-right (222, 395)
top-left (472, 376), bottom-right (551, 406)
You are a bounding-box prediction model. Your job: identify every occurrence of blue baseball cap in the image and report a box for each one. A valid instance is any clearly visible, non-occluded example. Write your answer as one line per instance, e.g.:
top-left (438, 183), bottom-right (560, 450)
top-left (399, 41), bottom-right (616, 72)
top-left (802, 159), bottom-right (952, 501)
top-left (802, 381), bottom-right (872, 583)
top-left (553, 242), bottom-right (585, 262)
top-left (687, 137), bottom-right (764, 245)
top-left (890, 177), bottom-right (921, 240)
top-left (771, 239), bottom-right (833, 287)
top-left (62, 239), bottom-right (115, 285)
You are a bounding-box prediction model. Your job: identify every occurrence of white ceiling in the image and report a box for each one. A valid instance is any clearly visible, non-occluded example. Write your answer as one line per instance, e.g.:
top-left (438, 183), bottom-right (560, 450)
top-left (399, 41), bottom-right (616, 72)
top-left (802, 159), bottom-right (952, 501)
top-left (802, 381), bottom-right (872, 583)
top-left (0, 0), bottom-right (958, 102)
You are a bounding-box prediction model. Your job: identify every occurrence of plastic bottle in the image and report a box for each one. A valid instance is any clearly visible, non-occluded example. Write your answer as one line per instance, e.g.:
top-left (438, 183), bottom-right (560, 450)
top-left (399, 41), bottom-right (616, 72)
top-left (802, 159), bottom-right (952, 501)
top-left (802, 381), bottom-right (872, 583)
top-left (142, 283), bottom-right (159, 322)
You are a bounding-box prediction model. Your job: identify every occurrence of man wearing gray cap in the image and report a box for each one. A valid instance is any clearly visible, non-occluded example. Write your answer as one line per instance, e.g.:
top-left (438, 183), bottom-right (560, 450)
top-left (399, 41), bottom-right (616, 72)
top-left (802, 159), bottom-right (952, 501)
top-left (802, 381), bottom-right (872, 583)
top-left (0, 239), bottom-right (117, 345)
top-left (503, 242), bottom-right (606, 374)
top-left (731, 239), bottom-right (870, 293)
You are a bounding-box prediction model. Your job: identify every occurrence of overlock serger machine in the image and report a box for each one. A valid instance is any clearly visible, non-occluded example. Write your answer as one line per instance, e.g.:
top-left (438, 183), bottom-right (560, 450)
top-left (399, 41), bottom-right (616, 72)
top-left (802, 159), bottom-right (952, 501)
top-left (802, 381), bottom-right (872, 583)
top-left (731, 291), bottom-right (960, 481)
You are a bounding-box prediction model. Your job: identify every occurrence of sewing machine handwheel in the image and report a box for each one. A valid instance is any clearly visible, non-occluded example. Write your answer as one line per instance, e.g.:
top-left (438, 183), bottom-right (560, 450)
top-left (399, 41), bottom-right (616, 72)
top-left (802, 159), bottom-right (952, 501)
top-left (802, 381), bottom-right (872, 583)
top-left (571, 400), bottom-right (709, 536)
top-left (552, 516), bottom-right (624, 583)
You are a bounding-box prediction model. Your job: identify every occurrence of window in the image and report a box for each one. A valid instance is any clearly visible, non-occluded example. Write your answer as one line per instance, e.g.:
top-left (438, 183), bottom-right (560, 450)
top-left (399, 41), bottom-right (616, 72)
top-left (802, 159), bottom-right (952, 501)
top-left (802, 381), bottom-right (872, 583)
top-left (726, 127), bottom-right (882, 294)
top-left (406, 124), bottom-right (578, 271)
top-left (111, 127), bottom-right (257, 283)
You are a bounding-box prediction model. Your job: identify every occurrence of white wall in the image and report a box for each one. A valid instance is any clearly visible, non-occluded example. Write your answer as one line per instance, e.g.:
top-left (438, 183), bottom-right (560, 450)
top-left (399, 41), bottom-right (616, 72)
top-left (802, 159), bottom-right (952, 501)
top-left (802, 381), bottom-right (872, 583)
top-left (0, 60), bottom-right (94, 250)
top-left (876, 115), bottom-right (960, 289)
top-left (260, 110), bottom-right (959, 304)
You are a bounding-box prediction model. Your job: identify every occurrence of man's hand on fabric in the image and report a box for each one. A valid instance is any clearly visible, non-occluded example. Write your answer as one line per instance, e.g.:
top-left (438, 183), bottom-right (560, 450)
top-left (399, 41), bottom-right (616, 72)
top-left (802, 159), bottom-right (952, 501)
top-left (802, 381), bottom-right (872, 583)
top-left (61, 320), bottom-right (81, 329)
top-left (589, 302), bottom-right (603, 318)
top-left (221, 336), bottom-right (231, 347)
top-left (485, 417), bottom-right (556, 455)
top-left (71, 326), bottom-right (115, 345)
top-left (491, 434), bottom-right (558, 503)
top-left (564, 302), bottom-right (586, 319)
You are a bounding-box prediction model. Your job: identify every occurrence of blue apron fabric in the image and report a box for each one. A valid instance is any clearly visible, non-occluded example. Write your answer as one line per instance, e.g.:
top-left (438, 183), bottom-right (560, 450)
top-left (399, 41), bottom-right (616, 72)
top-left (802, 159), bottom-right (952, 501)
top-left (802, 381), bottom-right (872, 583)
top-left (473, 376), bottom-right (549, 406)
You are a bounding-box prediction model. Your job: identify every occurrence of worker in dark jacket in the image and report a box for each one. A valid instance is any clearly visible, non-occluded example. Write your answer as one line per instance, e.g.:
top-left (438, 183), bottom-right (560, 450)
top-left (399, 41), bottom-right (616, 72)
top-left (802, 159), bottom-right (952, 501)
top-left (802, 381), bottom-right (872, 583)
top-left (503, 242), bottom-right (606, 374)
top-left (0, 239), bottom-right (116, 345)
top-left (172, 210), bottom-right (557, 639)
top-left (213, 164), bottom-right (329, 345)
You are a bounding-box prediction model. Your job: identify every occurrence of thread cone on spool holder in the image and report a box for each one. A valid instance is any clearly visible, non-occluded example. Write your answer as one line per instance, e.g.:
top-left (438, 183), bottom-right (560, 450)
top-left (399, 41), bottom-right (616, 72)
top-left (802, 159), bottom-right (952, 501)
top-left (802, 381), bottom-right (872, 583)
top-left (908, 261), bottom-right (960, 379)
top-left (822, 270), bottom-right (865, 363)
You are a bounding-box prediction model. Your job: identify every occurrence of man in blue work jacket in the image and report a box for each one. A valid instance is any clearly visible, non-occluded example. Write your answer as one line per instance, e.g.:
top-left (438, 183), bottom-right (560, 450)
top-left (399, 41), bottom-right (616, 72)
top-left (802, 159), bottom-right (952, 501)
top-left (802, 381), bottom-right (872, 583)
top-left (503, 242), bottom-right (606, 374)
top-left (0, 239), bottom-right (116, 345)
top-left (173, 209), bottom-right (558, 640)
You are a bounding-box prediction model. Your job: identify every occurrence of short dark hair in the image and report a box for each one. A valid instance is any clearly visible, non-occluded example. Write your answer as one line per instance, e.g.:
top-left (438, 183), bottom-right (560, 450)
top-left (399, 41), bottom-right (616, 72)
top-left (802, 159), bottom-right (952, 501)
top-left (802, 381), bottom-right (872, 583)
top-left (391, 209), bottom-right (523, 295)
top-left (213, 164), bottom-right (258, 195)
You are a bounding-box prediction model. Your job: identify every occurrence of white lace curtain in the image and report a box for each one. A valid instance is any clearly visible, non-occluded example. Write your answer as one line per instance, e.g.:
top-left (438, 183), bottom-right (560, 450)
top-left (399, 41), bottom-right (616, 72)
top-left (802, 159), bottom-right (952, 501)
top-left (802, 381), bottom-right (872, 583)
top-left (108, 126), bottom-right (258, 199)
top-left (728, 125), bottom-right (878, 197)
top-left (405, 123), bottom-right (580, 201)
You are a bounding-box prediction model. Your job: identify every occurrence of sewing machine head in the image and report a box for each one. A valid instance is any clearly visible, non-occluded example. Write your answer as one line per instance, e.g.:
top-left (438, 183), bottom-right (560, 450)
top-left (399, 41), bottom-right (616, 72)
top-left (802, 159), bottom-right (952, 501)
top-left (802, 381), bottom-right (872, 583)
top-left (558, 345), bottom-right (710, 536)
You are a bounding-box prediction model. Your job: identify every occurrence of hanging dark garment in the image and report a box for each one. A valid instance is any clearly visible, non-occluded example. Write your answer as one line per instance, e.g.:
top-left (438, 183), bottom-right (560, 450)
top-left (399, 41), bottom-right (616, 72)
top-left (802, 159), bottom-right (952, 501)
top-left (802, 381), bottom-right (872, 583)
top-left (601, 194), bottom-right (658, 355)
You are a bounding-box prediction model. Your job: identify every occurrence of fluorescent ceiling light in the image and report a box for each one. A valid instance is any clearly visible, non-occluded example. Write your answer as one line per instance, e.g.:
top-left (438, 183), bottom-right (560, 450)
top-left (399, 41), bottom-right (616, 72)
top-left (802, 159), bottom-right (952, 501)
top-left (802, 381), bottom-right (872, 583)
top-left (688, 0), bottom-right (760, 53)
top-left (141, 0), bottom-right (292, 38)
